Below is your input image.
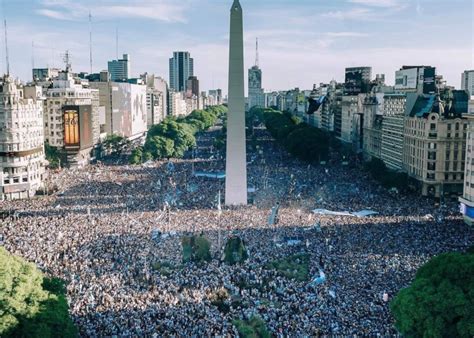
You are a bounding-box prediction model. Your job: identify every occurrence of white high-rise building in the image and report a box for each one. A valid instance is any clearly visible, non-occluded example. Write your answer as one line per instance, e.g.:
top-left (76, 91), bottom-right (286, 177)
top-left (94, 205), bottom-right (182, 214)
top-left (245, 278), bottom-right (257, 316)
top-left (44, 69), bottom-right (100, 167)
top-left (459, 115), bottom-right (474, 225)
top-left (90, 81), bottom-right (147, 141)
top-left (461, 70), bottom-right (474, 96)
top-left (108, 54), bottom-right (131, 82)
top-left (0, 75), bottom-right (46, 200)
top-left (168, 91), bottom-right (188, 117)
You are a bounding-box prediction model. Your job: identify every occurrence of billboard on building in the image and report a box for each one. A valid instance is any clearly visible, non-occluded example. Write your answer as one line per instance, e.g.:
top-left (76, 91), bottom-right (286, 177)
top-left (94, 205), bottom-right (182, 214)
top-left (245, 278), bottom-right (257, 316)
top-left (422, 67), bottom-right (436, 94)
top-left (63, 105), bottom-right (93, 150)
top-left (395, 68), bottom-right (418, 91)
top-left (63, 106), bottom-right (80, 149)
top-left (111, 83), bottom-right (147, 139)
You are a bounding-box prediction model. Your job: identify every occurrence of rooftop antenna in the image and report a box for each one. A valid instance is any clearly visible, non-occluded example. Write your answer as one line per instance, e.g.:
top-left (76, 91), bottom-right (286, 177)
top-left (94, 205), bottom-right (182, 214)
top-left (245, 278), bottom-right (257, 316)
top-left (3, 0), bottom-right (10, 75)
top-left (115, 26), bottom-right (118, 59)
top-left (32, 40), bottom-right (35, 71)
top-left (89, 11), bottom-right (92, 74)
top-left (255, 37), bottom-right (259, 68)
top-left (63, 50), bottom-right (71, 72)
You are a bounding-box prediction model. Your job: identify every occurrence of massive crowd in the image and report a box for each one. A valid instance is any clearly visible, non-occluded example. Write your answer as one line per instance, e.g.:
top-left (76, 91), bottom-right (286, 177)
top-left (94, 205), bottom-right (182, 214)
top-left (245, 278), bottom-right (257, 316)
top-left (1, 126), bottom-right (473, 336)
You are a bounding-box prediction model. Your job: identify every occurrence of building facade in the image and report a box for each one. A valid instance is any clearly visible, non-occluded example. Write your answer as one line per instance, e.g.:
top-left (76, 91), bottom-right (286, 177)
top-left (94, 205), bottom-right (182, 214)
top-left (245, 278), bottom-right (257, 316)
top-left (44, 69), bottom-right (100, 167)
top-left (186, 76), bottom-right (199, 98)
top-left (395, 65), bottom-right (436, 94)
top-left (459, 116), bottom-right (474, 225)
top-left (142, 74), bottom-right (168, 128)
top-left (0, 76), bottom-right (46, 200)
top-left (248, 65), bottom-right (265, 109)
top-left (380, 93), bottom-right (407, 171)
top-left (108, 54), bottom-right (131, 82)
top-left (362, 95), bottom-right (383, 160)
top-left (168, 91), bottom-right (188, 117)
top-left (90, 81), bottom-right (147, 141)
top-left (403, 94), bottom-right (468, 197)
top-left (461, 70), bottom-right (474, 96)
top-left (169, 51), bottom-right (194, 92)
top-left (344, 67), bottom-right (372, 95)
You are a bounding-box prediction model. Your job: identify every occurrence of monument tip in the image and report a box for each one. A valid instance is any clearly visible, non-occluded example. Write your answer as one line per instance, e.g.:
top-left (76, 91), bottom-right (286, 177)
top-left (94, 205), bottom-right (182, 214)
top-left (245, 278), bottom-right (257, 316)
top-left (232, 0), bottom-right (242, 10)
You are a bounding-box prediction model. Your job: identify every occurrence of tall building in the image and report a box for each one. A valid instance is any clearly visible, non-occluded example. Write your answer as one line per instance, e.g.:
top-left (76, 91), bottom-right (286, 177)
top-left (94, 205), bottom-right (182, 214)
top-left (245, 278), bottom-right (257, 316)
top-left (32, 68), bottom-right (60, 82)
top-left (459, 115), bottom-right (474, 225)
top-left (43, 67), bottom-right (100, 167)
top-left (403, 91), bottom-right (468, 197)
top-left (186, 76), bottom-right (200, 97)
top-left (168, 91), bottom-right (187, 117)
top-left (208, 89), bottom-right (223, 105)
top-left (141, 74), bottom-right (168, 127)
top-left (461, 70), bottom-right (474, 96)
top-left (248, 39), bottom-right (265, 109)
top-left (344, 67), bottom-right (372, 95)
top-left (226, 0), bottom-right (247, 205)
top-left (395, 65), bottom-right (436, 94)
top-left (362, 94), bottom-right (383, 160)
top-left (90, 80), bottom-right (147, 141)
top-left (169, 51), bottom-right (194, 92)
top-left (380, 93), bottom-right (407, 171)
top-left (108, 54), bottom-right (131, 82)
top-left (0, 76), bottom-right (46, 200)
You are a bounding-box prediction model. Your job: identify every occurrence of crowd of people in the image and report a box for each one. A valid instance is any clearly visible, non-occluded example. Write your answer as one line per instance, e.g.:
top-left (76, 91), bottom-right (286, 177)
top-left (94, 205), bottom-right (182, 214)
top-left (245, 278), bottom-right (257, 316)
top-left (1, 126), bottom-right (473, 336)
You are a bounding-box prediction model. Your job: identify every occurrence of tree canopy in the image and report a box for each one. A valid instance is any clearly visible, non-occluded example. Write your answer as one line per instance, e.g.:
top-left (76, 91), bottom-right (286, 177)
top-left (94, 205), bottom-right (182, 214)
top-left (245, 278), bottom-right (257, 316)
top-left (223, 236), bottom-right (248, 265)
top-left (263, 109), bottom-right (330, 163)
top-left (0, 247), bottom-right (77, 337)
top-left (390, 251), bottom-right (474, 338)
top-left (182, 234), bottom-right (212, 263)
top-left (131, 105), bottom-right (227, 164)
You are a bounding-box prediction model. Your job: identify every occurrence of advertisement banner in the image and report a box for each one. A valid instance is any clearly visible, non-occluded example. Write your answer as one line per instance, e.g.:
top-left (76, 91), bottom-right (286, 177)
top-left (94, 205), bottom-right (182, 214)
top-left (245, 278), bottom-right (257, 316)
top-left (63, 106), bottom-right (80, 149)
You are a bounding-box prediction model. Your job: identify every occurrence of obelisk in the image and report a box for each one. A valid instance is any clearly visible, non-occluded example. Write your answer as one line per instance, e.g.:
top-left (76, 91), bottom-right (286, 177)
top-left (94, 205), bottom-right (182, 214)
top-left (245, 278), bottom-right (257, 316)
top-left (225, 0), bottom-right (247, 205)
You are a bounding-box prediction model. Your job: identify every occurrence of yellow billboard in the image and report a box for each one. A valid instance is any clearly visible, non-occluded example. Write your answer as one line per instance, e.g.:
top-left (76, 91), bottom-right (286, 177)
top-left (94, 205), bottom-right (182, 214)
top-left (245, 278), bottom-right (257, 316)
top-left (64, 108), bottom-right (80, 148)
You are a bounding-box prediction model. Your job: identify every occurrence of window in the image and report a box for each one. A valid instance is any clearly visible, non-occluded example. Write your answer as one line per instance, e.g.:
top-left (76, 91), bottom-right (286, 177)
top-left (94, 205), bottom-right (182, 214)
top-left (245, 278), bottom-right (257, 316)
top-left (428, 162), bottom-right (436, 171)
top-left (428, 152), bottom-right (437, 160)
top-left (427, 173), bottom-right (435, 180)
top-left (430, 123), bottom-right (436, 130)
top-left (448, 124), bottom-right (452, 131)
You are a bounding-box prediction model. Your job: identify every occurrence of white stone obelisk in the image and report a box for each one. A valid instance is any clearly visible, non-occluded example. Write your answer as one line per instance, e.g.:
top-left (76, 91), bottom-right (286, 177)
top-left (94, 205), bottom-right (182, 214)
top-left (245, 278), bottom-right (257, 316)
top-left (225, 0), bottom-right (247, 206)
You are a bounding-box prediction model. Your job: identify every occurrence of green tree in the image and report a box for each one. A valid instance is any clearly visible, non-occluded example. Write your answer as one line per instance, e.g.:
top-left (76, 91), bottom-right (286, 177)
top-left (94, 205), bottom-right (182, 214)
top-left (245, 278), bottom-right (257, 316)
top-left (181, 235), bottom-right (212, 263)
top-left (44, 142), bottom-right (63, 169)
top-left (223, 237), bottom-right (248, 265)
top-left (390, 252), bottom-right (474, 338)
top-left (129, 147), bottom-right (143, 164)
top-left (285, 125), bottom-right (329, 163)
top-left (0, 247), bottom-right (77, 337)
top-left (233, 316), bottom-right (271, 338)
top-left (144, 136), bottom-right (175, 159)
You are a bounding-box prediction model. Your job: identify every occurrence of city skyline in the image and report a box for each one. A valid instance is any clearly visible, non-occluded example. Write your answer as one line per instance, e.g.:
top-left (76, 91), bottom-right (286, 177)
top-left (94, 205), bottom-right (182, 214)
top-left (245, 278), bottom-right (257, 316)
top-left (1, 0), bottom-right (472, 94)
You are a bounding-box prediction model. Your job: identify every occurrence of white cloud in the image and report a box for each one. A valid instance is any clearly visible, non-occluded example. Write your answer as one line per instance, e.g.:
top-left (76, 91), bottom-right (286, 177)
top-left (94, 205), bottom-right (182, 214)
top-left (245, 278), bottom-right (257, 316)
top-left (321, 8), bottom-right (373, 20)
top-left (35, 9), bottom-right (73, 21)
top-left (348, 0), bottom-right (404, 7)
top-left (36, 0), bottom-right (188, 23)
top-left (325, 32), bottom-right (370, 38)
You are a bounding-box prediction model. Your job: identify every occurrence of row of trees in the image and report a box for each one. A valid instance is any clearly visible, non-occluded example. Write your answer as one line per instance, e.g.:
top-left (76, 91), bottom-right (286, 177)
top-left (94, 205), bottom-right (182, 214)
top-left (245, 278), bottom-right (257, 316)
top-left (262, 108), bottom-right (331, 163)
top-left (130, 105), bottom-right (227, 164)
top-left (364, 158), bottom-right (411, 191)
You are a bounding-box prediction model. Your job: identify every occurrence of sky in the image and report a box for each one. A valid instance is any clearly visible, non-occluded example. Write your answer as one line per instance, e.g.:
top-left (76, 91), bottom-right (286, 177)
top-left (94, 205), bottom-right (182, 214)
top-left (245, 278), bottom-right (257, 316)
top-left (1, 0), bottom-right (473, 94)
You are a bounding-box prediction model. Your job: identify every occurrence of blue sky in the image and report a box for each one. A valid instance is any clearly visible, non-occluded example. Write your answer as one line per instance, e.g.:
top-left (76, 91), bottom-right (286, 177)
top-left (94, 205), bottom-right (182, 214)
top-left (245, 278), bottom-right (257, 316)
top-left (1, 0), bottom-right (473, 94)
